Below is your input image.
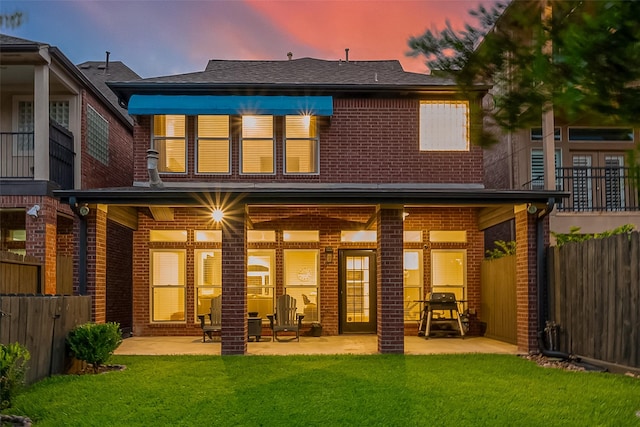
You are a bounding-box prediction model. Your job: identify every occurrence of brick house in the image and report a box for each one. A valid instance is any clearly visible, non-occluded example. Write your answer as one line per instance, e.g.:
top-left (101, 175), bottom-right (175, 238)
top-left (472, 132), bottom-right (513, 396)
top-left (0, 35), bottom-right (138, 332)
top-left (54, 54), bottom-right (562, 355)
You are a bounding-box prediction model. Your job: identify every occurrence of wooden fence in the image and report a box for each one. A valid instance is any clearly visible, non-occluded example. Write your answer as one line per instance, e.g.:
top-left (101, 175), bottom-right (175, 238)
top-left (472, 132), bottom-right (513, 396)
top-left (0, 295), bottom-right (91, 384)
top-left (480, 255), bottom-right (517, 344)
top-left (548, 231), bottom-right (640, 369)
top-left (0, 252), bottom-right (42, 294)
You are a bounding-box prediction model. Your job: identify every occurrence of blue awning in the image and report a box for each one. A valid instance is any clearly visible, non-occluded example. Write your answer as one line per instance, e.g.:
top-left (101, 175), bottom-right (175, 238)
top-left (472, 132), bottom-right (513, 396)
top-left (128, 95), bottom-right (333, 116)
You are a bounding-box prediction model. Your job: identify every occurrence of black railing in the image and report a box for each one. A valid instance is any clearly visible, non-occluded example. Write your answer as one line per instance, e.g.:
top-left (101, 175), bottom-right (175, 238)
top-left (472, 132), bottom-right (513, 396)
top-left (525, 167), bottom-right (640, 212)
top-left (0, 122), bottom-right (74, 189)
top-left (0, 132), bottom-right (34, 178)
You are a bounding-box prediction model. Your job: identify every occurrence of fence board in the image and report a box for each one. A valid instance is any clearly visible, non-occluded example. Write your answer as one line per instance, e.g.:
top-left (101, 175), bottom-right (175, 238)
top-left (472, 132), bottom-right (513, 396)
top-left (56, 256), bottom-right (73, 295)
top-left (480, 255), bottom-right (517, 344)
top-left (548, 231), bottom-right (640, 369)
top-left (0, 295), bottom-right (91, 384)
top-left (0, 252), bottom-right (40, 294)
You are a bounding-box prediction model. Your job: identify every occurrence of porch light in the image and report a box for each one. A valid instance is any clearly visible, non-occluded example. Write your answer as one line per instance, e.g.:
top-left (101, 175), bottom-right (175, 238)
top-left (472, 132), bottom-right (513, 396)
top-left (211, 208), bottom-right (224, 222)
top-left (325, 246), bottom-right (334, 263)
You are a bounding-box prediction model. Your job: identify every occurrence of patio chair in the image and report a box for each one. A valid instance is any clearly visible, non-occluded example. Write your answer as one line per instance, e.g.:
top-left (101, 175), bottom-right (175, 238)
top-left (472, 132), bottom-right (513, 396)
top-left (198, 295), bottom-right (222, 342)
top-left (267, 294), bottom-right (304, 342)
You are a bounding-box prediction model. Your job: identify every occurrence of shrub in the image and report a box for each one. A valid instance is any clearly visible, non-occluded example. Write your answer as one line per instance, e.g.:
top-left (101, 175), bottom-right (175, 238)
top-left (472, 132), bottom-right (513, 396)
top-left (67, 322), bottom-right (122, 373)
top-left (485, 240), bottom-right (516, 259)
top-left (553, 224), bottom-right (635, 247)
top-left (0, 342), bottom-right (30, 410)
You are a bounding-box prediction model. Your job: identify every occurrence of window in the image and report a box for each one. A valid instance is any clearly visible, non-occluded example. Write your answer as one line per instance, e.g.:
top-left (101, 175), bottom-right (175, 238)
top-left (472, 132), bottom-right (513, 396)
top-left (50, 100), bottom-right (70, 129)
top-left (530, 127), bottom-right (561, 141)
top-left (150, 250), bottom-right (186, 322)
top-left (87, 105), bottom-right (109, 165)
top-left (197, 115), bottom-right (230, 173)
top-left (247, 230), bottom-right (276, 242)
top-left (153, 115), bottom-right (186, 173)
top-left (247, 250), bottom-right (275, 319)
top-left (242, 115), bottom-right (274, 174)
top-left (283, 230), bottom-right (319, 242)
top-left (284, 250), bottom-right (319, 322)
top-left (568, 128), bottom-right (633, 142)
top-left (149, 230), bottom-right (187, 242)
top-left (404, 250), bottom-right (423, 321)
top-left (341, 230), bottom-right (377, 242)
top-left (419, 101), bottom-right (469, 151)
top-left (404, 231), bottom-right (423, 242)
top-left (429, 230), bottom-right (467, 243)
top-left (195, 250), bottom-right (222, 320)
top-left (572, 155), bottom-right (593, 211)
top-left (285, 115), bottom-right (318, 174)
top-left (431, 250), bottom-right (466, 303)
top-left (194, 230), bottom-right (222, 242)
top-left (530, 149), bottom-right (562, 190)
top-left (15, 100), bottom-right (34, 154)
top-left (604, 156), bottom-right (625, 211)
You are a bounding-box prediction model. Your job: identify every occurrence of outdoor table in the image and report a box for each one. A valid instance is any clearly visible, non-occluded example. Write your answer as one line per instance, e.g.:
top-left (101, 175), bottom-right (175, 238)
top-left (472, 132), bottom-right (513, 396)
top-left (416, 296), bottom-right (466, 339)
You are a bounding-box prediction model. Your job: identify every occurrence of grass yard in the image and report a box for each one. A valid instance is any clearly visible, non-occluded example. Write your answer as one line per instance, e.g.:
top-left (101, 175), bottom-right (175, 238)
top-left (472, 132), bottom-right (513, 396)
top-left (7, 354), bottom-right (640, 426)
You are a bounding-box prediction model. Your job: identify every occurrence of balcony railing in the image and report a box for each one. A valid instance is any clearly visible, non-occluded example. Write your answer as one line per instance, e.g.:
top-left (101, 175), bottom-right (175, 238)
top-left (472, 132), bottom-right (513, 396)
top-left (526, 167), bottom-right (640, 212)
top-left (0, 121), bottom-right (75, 189)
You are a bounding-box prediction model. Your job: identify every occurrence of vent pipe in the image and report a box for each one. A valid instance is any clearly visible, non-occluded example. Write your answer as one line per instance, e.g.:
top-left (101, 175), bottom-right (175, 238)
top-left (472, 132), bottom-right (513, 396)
top-left (147, 148), bottom-right (164, 188)
top-left (287, 52), bottom-right (293, 60)
top-left (345, 48), bottom-right (349, 62)
top-left (105, 51), bottom-right (110, 72)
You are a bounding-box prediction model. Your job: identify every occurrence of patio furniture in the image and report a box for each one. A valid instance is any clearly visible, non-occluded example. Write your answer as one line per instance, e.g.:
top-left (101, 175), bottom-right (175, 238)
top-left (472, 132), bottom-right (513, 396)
top-left (419, 292), bottom-right (465, 339)
top-left (267, 294), bottom-right (304, 342)
top-left (248, 313), bottom-right (263, 342)
top-left (198, 295), bottom-right (222, 342)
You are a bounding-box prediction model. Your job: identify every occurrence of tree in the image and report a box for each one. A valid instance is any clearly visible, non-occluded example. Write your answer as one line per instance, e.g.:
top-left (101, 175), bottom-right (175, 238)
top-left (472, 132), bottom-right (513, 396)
top-left (407, 0), bottom-right (640, 143)
top-left (0, 12), bottom-right (24, 29)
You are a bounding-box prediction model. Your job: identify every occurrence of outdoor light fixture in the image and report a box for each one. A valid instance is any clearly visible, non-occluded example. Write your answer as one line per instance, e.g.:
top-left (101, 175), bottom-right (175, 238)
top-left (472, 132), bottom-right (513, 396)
top-left (211, 208), bottom-right (224, 222)
top-left (527, 204), bottom-right (538, 215)
top-left (26, 204), bottom-right (40, 218)
top-left (79, 204), bottom-right (90, 216)
top-left (325, 246), bottom-right (334, 263)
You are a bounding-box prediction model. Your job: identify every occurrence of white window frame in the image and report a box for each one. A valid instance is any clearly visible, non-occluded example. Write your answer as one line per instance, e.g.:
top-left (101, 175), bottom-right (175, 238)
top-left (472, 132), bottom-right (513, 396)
top-left (283, 249), bottom-right (320, 323)
top-left (284, 115), bottom-right (319, 175)
top-left (150, 249), bottom-right (186, 323)
top-left (152, 115), bottom-right (187, 174)
top-left (196, 115), bottom-right (231, 175)
top-left (241, 115), bottom-right (275, 175)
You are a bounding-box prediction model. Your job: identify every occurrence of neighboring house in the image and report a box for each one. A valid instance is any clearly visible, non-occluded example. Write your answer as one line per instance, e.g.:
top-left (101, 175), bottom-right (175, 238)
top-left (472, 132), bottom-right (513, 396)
top-left (0, 34), bottom-right (138, 332)
top-left (481, 2), bottom-right (640, 239)
top-left (55, 53), bottom-right (562, 355)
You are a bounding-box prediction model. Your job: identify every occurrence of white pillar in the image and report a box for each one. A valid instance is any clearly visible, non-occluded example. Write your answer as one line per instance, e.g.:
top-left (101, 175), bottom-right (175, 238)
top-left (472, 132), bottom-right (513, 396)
top-left (33, 64), bottom-right (50, 181)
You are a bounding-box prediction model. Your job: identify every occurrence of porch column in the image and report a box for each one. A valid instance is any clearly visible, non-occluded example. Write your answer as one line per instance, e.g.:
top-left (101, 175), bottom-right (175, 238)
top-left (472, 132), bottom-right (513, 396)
top-left (221, 210), bottom-right (247, 355)
top-left (33, 64), bottom-right (50, 181)
top-left (376, 205), bottom-right (404, 354)
top-left (24, 197), bottom-right (57, 293)
top-left (86, 204), bottom-right (108, 322)
top-left (514, 204), bottom-right (538, 352)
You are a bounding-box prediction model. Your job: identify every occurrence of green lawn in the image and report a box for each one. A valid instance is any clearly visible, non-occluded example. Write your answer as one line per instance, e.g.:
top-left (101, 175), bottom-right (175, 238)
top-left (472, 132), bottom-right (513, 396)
top-left (7, 354), bottom-right (640, 426)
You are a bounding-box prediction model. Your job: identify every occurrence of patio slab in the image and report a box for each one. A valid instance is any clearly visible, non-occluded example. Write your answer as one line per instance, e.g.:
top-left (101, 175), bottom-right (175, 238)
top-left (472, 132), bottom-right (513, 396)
top-left (114, 335), bottom-right (519, 356)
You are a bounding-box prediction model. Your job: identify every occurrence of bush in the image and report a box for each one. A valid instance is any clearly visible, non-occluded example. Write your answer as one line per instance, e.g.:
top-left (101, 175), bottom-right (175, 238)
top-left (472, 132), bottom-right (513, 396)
top-left (67, 322), bottom-right (122, 373)
top-left (485, 240), bottom-right (516, 259)
top-left (0, 342), bottom-right (30, 410)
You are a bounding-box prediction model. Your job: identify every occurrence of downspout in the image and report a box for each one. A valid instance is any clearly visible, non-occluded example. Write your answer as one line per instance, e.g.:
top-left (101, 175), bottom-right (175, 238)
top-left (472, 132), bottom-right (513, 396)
top-left (69, 197), bottom-right (87, 295)
top-left (535, 198), bottom-right (565, 357)
top-left (147, 148), bottom-right (164, 188)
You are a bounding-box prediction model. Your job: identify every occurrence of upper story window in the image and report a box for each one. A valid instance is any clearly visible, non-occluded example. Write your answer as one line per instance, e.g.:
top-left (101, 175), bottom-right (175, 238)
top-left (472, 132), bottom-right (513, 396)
top-left (197, 115), bottom-right (230, 174)
top-left (568, 127), bottom-right (633, 142)
top-left (241, 115), bottom-right (274, 174)
top-left (284, 115), bottom-right (318, 174)
top-left (531, 127), bottom-right (561, 141)
top-left (87, 105), bottom-right (109, 165)
top-left (419, 101), bottom-right (469, 151)
top-left (153, 115), bottom-right (186, 173)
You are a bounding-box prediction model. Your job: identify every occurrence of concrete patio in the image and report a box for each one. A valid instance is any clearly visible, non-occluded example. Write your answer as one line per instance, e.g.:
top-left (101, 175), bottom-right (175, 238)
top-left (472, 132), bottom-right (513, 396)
top-left (115, 335), bottom-right (519, 356)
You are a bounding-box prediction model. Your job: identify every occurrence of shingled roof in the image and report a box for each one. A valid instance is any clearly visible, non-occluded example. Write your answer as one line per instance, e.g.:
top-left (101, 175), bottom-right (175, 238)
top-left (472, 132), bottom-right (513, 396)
top-left (135, 57), bottom-right (453, 86)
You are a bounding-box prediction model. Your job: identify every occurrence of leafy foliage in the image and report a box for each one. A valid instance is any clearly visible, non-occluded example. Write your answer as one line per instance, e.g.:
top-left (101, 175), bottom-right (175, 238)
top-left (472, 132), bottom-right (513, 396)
top-left (67, 323), bottom-right (122, 373)
top-left (407, 1), bottom-right (640, 144)
top-left (552, 224), bottom-right (635, 247)
top-left (0, 342), bottom-right (30, 410)
top-left (485, 240), bottom-right (516, 259)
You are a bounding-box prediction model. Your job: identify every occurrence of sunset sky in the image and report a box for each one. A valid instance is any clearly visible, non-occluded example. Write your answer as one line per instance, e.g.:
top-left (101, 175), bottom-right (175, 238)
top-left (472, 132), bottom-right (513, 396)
top-left (2, 0), bottom-right (495, 78)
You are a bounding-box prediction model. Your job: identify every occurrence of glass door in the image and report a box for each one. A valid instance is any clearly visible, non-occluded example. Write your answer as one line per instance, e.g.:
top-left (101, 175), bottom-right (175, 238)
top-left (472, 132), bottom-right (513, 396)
top-left (339, 250), bottom-right (376, 333)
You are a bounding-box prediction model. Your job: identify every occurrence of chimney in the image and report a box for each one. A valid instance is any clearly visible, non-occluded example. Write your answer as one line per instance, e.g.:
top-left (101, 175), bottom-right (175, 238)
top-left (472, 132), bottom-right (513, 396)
top-left (287, 52), bottom-right (293, 60)
top-left (105, 51), bottom-right (111, 72)
top-left (345, 48), bottom-right (349, 62)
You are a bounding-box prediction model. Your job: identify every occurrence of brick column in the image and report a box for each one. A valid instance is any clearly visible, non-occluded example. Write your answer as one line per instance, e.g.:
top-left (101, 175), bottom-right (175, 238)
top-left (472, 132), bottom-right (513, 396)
top-left (221, 210), bottom-right (247, 355)
top-left (25, 197), bottom-right (57, 294)
top-left (514, 205), bottom-right (538, 352)
top-left (376, 205), bottom-right (404, 354)
top-left (86, 204), bottom-right (108, 323)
